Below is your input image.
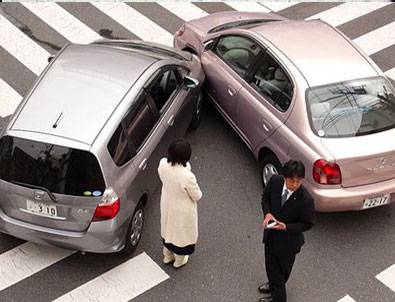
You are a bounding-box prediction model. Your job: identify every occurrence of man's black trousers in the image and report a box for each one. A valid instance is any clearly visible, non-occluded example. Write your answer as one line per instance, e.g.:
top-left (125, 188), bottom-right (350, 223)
top-left (264, 241), bottom-right (296, 302)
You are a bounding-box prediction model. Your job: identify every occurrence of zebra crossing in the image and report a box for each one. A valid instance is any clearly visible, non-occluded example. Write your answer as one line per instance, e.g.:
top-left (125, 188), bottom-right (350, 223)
top-left (0, 2), bottom-right (394, 301)
top-left (338, 263), bottom-right (395, 301)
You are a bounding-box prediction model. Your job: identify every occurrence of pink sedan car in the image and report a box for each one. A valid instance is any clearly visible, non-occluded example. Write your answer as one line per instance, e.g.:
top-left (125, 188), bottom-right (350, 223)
top-left (174, 12), bottom-right (395, 212)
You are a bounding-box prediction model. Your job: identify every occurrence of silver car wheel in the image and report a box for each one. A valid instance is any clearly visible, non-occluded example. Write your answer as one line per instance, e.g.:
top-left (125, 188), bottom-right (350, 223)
top-left (130, 209), bottom-right (144, 247)
top-left (262, 163), bottom-right (279, 186)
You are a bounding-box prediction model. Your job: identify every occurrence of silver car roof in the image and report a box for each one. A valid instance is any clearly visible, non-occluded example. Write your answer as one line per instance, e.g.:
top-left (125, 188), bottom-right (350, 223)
top-left (11, 44), bottom-right (157, 146)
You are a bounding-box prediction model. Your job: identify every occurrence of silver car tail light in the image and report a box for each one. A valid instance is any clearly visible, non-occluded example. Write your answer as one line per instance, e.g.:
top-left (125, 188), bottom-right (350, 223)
top-left (92, 187), bottom-right (120, 221)
top-left (313, 159), bottom-right (342, 185)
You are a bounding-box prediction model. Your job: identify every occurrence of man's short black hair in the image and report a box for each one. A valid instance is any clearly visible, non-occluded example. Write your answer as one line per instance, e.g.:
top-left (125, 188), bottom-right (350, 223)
top-left (167, 138), bottom-right (191, 167)
top-left (282, 160), bottom-right (305, 178)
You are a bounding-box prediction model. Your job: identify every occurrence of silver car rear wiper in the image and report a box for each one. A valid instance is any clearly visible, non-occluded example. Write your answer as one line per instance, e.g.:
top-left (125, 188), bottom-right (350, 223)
top-left (9, 181), bottom-right (58, 203)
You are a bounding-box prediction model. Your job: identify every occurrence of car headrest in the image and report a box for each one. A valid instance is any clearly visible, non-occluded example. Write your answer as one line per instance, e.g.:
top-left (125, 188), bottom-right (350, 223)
top-left (274, 68), bottom-right (287, 81)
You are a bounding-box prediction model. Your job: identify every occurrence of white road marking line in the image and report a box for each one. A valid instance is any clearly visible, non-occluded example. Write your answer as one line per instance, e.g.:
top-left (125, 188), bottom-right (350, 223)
top-left (259, 1), bottom-right (299, 12)
top-left (0, 79), bottom-right (22, 117)
top-left (92, 2), bottom-right (173, 45)
top-left (0, 14), bottom-right (49, 75)
top-left (159, 2), bottom-right (208, 21)
top-left (53, 252), bottom-right (169, 302)
top-left (226, 2), bottom-right (271, 13)
top-left (0, 242), bottom-right (75, 291)
top-left (386, 67), bottom-right (395, 81)
top-left (376, 264), bottom-right (395, 292)
top-left (354, 21), bottom-right (395, 56)
top-left (21, 2), bottom-right (101, 44)
top-left (337, 295), bottom-right (356, 302)
top-left (307, 2), bottom-right (391, 27)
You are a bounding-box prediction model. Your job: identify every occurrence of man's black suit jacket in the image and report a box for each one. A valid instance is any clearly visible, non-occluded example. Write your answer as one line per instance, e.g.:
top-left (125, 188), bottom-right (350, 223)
top-left (261, 174), bottom-right (315, 255)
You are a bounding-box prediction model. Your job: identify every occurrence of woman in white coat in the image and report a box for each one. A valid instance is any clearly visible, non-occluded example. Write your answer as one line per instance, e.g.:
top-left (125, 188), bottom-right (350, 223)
top-left (158, 139), bottom-right (202, 268)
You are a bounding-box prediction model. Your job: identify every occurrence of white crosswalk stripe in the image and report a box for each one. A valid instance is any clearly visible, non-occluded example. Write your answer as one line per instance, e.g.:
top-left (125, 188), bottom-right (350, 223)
top-left (0, 242), bottom-right (75, 291)
top-left (354, 21), bottom-right (395, 56)
top-left (0, 14), bottom-right (49, 75)
top-left (307, 2), bottom-right (392, 26)
top-left (376, 264), bottom-right (395, 292)
top-left (91, 2), bottom-right (173, 45)
top-left (386, 67), bottom-right (395, 81)
top-left (53, 252), bottom-right (169, 302)
top-left (0, 79), bottom-right (22, 117)
top-left (159, 2), bottom-right (208, 21)
top-left (226, 1), bottom-right (271, 13)
top-left (337, 295), bottom-right (356, 302)
top-left (21, 2), bottom-right (101, 44)
top-left (260, 1), bottom-right (299, 12)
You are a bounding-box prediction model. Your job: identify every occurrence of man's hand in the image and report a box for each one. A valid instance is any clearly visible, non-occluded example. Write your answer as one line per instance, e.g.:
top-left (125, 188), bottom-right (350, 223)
top-left (272, 221), bottom-right (287, 231)
top-left (262, 213), bottom-right (275, 228)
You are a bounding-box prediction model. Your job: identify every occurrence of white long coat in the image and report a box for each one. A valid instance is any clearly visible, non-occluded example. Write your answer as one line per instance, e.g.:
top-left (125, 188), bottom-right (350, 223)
top-left (158, 158), bottom-right (202, 247)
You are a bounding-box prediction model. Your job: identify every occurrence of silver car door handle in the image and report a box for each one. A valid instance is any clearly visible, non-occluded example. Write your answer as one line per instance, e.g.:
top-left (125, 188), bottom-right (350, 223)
top-left (139, 158), bottom-right (148, 171)
top-left (167, 115), bottom-right (175, 126)
top-left (228, 87), bottom-right (236, 96)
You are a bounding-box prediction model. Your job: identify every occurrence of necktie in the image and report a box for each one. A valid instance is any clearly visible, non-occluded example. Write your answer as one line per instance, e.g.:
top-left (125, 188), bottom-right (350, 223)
top-left (281, 189), bottom-right (289, 206)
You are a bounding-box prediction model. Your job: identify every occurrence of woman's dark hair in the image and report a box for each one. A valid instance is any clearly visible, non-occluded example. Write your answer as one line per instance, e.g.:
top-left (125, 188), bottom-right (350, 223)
top-left (167, 139), bottom-right (191, 167)
top-left (282, 160), bottom-right (305, 178)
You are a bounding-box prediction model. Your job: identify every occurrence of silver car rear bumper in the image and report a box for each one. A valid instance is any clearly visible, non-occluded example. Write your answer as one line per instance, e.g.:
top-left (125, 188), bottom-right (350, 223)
top-left (0, 208), bottom-right (127, 253)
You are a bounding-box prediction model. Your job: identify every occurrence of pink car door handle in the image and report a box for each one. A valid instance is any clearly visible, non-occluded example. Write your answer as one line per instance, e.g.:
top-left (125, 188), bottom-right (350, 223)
top-left (262, 122), bottom-right (272, 132)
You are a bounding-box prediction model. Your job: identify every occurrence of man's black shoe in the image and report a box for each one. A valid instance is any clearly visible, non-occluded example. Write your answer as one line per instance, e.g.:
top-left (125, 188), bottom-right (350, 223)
top-left (258, 296), bottom-right (273, 302)
top-left (258, 283), bottom-right (271, 294)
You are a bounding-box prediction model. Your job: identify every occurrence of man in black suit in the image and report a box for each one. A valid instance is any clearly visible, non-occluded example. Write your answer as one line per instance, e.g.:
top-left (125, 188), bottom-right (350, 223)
top-left (258, 160), bottom-right (314, 302)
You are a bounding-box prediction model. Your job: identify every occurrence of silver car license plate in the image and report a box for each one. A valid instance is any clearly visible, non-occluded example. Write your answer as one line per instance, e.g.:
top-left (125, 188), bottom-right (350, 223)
top-left (26, 199), bottom-right (58, 217)
top-left (362, 194), bottom-right (390, 209)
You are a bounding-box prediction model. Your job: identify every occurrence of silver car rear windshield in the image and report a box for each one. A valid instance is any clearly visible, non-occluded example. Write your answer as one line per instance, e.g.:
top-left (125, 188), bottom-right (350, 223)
top-left (306, 77), bottom-right (395, 138)
top-left (0, 136), bottom-right (105, 196)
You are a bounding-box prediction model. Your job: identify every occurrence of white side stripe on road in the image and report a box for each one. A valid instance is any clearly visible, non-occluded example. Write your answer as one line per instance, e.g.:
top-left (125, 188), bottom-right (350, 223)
top-left (226, 2), bottom-right (271, 13)
top-left (0, 242), bottom-right (74, 291)
top-left (0, 14), bottom-right (49, 75)
top-left (307, 2), bottom-right (391, 26)
top-left (337, 295), bottom-right (356, 302)
top-left (159, 2), bottom-right (208, 21)
top-left (92, 3), bottom-right (173, 46)
top-left (0, 79), bottom-right (22, 117)
top-left (376, 264), bottom-right (395, 292)
top-left (21, 2), bottom-right (101, 44)
top-left (354, 21), bottom-right (395, 56)
top-left (386, 67), bottom-right (395, 81)
top-left (260, 1), bottom-right (299, 12)
top-left (53, 252), bottom-right (169, 302)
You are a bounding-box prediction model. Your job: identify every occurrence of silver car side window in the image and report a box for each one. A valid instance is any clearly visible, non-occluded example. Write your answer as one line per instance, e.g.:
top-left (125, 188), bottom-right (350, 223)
top-left (146, 68), bottom-right (183, 114)
top-left (107, 92), bottom-right (159, 166)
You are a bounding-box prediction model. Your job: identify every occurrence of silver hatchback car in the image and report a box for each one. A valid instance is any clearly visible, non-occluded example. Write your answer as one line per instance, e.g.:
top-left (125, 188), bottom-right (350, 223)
top-left (0, 40), bottom-right (204, 253)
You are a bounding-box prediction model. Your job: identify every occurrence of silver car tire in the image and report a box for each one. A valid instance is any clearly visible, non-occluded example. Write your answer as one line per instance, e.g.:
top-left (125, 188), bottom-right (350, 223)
top-left (122, 203), bottom-right (144, 255)
top-left (261, 154), bottom-right (282, 188)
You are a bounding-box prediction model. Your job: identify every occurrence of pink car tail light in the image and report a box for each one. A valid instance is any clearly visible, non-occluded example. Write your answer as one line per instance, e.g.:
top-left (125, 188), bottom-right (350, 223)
top-left (313, 159), bottom-right (342, 185)
top-left (175, 24), bottom-right (185, 37)
top-left (93, 187), bottom-right (120, 221)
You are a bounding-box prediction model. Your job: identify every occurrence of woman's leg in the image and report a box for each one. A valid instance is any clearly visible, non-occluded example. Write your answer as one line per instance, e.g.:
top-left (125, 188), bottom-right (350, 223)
top-left (173, 254), bottom-right (189, 268)
top-left (163, 246), bottom-right (175, 264)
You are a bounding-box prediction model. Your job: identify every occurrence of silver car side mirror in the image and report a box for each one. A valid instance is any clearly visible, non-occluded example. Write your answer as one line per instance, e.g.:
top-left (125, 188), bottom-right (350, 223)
top-left (184, 76), bottom-right (199, 89)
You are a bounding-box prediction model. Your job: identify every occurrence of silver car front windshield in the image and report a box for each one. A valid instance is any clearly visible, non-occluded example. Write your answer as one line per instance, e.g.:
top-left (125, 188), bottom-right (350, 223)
top-left (306, 77), bottom-right (395, 138)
